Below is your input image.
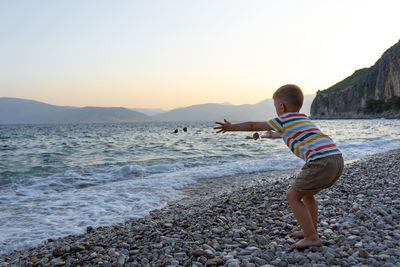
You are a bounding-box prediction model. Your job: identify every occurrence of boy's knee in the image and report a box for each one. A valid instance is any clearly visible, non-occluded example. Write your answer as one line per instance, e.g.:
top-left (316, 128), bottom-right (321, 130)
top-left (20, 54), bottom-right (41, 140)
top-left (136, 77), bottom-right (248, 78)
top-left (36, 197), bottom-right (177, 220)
top-left (302, 194), bottom-right (315, 202)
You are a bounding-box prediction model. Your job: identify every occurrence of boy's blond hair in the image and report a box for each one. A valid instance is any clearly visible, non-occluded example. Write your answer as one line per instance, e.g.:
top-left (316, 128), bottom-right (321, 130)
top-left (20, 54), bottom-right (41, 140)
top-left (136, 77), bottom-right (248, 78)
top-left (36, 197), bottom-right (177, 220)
top-left (273, 84), bottom-right (304, 111)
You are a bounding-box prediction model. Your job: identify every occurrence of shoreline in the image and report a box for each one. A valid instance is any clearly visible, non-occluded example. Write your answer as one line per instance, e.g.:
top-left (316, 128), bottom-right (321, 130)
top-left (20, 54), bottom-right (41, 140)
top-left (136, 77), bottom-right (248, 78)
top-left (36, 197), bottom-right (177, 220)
top-left (310, 113), bottom-right (400, 120)
top-left (1, 150), bottom-right (400, 266)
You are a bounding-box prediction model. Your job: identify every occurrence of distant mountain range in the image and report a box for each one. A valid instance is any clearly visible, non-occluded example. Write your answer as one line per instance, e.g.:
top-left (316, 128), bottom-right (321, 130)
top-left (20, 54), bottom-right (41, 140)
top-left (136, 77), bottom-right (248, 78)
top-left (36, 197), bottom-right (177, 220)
top-left (152, 96), bottom-right (314, 122)
top-left (0, 96), bottom-right (314, 124)
top-left (130, 108), bottom-right (166, 116)
top-left (0, 98), bottom-right (149, 124)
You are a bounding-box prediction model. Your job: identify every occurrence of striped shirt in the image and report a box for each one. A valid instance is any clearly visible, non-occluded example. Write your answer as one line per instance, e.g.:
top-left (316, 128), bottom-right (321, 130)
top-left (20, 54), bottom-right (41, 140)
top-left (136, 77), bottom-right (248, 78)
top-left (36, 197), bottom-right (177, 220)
top-left (266, 112), bottom-right (341, 162)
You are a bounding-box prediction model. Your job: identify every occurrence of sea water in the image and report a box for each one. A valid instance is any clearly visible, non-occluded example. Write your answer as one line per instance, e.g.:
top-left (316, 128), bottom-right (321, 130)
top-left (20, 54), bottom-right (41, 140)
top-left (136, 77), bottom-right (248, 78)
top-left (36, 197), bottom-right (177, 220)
top-left (1, 120), bottom-right (400, 252)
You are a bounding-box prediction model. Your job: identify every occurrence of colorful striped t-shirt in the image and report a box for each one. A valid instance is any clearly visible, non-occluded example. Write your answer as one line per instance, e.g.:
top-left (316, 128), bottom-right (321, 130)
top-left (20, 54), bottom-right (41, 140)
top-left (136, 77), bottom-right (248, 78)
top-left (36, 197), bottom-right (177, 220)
top-left (266, 112), bottom-right (341, 162)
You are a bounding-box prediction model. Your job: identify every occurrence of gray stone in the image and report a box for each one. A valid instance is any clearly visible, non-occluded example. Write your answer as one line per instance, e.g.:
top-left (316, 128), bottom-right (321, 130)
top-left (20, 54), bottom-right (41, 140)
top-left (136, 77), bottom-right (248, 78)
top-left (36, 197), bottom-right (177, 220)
top-left (52, 246), bottom-right (65, 257)
top-left (254, 257), bottom-right (267, 265)
top-left (257, 235), bottom-right (268, 246)
top-left (323, 229), bottom-right (333, 235)
top-left (108, 248), bottom-right (118, 257)
top-left (203, 244), bottom-right (216, 254)
top-left (376, 220), bottom-right (386, 229)
top-left (377, 207), bottom-right (389, 217)
top-left (198, 256), bottom-right (208, 264)
top-left (359, 249), bottom-right (369, 258)
top-left (119, 248), bottom-right (129, 256)
top-left (276, 259), bottom-right (288, 267)
top-left (141, 258), bottom-right (149, 265)
top-left (377, 254), bottom-right (391, 261)
top-left (212, 227), bottom-right (224, 234)
top-left (50, 258), bottom-right (65, 266)
top-left (174, 252), bottom-right (187, 261)
top-left (226, 259), bottom-right (240, 267)
top-left (205, 257), bottom-right (223, 266)
top-left (204, 249), bottom-right (215, 259)
top-left (70, 245), bottom-right (86, 253)
top-left (309, 252), bottom-right (321, 261)
top-left (295, 255), bottom-right (307, 264)
top-left (117, 254), bottom-right (126, 265)
top-left (164, 223), bottom-right (173, 228)
top-left (192, 249), bottom-right (207, 258)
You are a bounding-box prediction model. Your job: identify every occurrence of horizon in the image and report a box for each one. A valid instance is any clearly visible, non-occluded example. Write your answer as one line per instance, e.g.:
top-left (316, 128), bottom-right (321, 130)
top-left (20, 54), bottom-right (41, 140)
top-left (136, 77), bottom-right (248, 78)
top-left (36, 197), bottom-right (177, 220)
top-left (1, 1), bottom-right (399, 110)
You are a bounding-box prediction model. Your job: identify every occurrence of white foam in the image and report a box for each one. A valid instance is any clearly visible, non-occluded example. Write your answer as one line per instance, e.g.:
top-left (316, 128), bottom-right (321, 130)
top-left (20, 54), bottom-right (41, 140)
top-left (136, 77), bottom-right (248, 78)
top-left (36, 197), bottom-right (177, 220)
top-left (0, 154), bottom-right (305, 252)
top-left (339, 138), bottom-right (400, 161)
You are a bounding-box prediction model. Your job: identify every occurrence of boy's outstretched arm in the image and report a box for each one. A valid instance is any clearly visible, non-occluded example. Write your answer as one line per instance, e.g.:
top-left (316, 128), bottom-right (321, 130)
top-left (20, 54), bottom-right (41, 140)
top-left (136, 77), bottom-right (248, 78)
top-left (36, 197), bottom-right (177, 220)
top-left (214, 119), bottom-right (273, 133)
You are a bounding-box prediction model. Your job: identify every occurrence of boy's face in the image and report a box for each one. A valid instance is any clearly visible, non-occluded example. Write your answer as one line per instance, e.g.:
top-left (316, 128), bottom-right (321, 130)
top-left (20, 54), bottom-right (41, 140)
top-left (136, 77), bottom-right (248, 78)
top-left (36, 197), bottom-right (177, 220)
top-left (274, 99), bottom-right (285, 116)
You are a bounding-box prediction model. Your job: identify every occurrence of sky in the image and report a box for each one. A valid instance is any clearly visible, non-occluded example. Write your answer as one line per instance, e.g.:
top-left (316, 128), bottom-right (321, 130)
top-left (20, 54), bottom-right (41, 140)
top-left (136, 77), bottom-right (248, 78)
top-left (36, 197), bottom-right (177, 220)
top-left (1, 0), bottom-right (399, 110)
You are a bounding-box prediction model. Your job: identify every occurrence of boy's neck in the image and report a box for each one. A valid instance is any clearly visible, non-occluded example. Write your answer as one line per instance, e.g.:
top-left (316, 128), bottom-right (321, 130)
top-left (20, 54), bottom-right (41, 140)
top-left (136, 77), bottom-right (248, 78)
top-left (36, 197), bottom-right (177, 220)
top-left (282, 110), bottom-right (300, 115)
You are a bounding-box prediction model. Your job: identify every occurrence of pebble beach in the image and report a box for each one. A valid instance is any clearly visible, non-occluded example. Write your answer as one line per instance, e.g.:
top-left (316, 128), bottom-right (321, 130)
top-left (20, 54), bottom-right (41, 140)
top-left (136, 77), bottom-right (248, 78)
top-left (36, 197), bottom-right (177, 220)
top-left (1, 149), bottom-right (400, 267)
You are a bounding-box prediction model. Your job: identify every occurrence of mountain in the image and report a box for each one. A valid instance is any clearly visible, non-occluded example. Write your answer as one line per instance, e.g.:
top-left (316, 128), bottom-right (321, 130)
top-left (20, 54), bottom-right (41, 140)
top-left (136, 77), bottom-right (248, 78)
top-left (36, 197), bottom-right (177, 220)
top-left (130, 108), bottom-right (166, 116)
top-left (151, 95), bottom-right (314, 122)
top-left (49, 107), bottom-right (150, 123)
top-left (0, 98), bottom-right (149, 124)
top-left (0, 95), bottom-right (314, 124)
top-left (311, 39), bottom-right (400, 118)
top-left (0, 98), bottom-right (71, 124)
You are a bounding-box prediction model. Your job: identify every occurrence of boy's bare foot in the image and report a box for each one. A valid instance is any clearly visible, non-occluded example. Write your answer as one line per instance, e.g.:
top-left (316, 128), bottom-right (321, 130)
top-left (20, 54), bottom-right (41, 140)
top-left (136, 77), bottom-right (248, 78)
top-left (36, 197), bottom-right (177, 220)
top-left (289, 231), bottom-right (304, 238)
top-left (290, 237), bottom-right (322, 249)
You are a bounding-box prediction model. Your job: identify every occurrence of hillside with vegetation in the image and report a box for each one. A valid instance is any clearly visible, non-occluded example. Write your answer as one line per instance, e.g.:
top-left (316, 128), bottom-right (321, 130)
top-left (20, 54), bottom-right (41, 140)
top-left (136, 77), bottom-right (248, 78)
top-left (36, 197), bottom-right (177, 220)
top-left (311, 39), bottom-right (400, 118)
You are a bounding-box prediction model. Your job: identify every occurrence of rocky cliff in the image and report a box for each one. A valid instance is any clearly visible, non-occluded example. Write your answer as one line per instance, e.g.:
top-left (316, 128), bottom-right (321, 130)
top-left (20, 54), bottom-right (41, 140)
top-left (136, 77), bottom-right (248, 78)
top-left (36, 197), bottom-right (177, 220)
top-left (311, 39), bottom-right (400, 118)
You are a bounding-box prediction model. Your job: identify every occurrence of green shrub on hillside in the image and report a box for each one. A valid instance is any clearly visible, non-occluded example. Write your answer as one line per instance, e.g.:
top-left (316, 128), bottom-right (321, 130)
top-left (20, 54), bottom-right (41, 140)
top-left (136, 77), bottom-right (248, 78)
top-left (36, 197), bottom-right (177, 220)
top-left (364, 99), bottom-right (385, 114)
top-left (386, 96), bottom-right (400, 110)
top-left (363, 96), bottom-right (400, 114)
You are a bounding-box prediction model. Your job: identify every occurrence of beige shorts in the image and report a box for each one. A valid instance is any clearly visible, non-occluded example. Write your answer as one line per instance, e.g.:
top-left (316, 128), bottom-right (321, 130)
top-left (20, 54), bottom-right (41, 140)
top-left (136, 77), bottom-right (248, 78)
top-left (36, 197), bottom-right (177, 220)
top-left (291, 154), bottom-right (344, 195)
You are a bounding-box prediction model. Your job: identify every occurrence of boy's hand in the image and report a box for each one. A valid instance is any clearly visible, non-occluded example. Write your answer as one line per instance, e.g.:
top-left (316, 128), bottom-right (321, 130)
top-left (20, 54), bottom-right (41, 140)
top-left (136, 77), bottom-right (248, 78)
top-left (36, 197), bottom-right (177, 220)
top-left (261, 130), bottom-right (282, 139)
top-left (214, 119), bottom-right (231, 133)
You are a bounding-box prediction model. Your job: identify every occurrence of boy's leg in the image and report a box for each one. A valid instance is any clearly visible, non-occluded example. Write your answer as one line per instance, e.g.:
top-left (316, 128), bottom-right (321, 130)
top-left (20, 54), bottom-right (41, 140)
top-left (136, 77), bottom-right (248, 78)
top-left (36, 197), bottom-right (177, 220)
top-left (286, 189), bottom-right (322, 249)
top-left (290, 195), bottom-right (318, 238)
top-left (303, 194), bottom-right (318, 229)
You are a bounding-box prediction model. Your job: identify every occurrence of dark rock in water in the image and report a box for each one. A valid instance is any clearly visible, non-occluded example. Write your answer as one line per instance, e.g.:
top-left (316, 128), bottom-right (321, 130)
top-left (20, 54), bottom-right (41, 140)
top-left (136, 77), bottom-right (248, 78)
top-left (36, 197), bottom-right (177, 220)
top-left (311, 39), bottom-right (400, 119)
top-left (253, 132), bottom-right (260, 140)
top-left (86, 226), bottom-right (93, 233)
top-left (183, 127), bottom-right (188, 132)
top-left (174, 129), bottom-right (178, 133)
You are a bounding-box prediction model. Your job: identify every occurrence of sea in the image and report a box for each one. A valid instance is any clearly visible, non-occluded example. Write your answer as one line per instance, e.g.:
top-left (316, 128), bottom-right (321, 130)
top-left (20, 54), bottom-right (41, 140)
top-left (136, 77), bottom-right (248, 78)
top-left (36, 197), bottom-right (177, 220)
top-left (1, 119), bottom-right (400, 253)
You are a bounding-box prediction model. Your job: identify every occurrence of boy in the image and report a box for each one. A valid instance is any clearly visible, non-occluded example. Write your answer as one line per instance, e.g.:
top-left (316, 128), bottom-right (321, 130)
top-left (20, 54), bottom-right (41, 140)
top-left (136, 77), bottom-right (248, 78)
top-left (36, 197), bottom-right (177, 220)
top-left (214, 84), bottom-right (343, 249)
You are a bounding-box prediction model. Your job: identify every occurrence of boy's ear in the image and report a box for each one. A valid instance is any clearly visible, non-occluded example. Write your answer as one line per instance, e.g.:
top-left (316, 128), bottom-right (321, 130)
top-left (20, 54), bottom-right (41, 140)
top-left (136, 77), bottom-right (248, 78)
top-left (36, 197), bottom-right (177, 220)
top-left (280, 102), bottom-right (286, 112)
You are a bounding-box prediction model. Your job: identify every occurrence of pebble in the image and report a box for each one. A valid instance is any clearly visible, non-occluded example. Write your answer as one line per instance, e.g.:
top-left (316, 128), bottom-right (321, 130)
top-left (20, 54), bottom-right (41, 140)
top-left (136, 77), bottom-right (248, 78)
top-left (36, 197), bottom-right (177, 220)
top-left (1, 149), bottom-right (400, 266)
top-left (257, 235), bottom-right (268, 246)
top-left (359, 248), bottom-right (369, 258)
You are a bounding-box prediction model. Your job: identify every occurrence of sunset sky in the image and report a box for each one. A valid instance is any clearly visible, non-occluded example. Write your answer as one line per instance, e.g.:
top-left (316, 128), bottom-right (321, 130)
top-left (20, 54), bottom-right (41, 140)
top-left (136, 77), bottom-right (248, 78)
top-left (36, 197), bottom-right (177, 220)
top-left (1, 0), bottom-right (399, 110)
